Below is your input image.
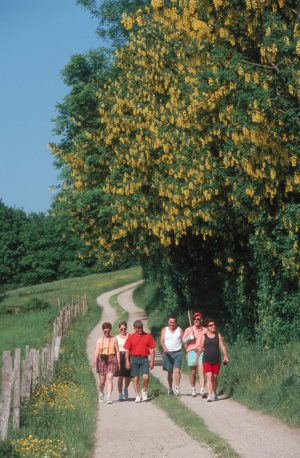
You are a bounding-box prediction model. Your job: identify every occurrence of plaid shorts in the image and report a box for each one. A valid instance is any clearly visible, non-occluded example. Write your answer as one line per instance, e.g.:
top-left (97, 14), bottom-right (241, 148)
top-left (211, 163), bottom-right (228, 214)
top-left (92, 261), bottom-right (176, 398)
top-left (96, 354), bottom-right (118, 375)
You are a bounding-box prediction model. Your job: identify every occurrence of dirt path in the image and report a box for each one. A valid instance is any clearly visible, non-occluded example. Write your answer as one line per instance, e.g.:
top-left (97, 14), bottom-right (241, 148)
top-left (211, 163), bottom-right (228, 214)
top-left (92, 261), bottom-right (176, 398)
top-left (117, 284), bottom-right (300, 458)
top-left (86, 281), bottom-right (213, 458)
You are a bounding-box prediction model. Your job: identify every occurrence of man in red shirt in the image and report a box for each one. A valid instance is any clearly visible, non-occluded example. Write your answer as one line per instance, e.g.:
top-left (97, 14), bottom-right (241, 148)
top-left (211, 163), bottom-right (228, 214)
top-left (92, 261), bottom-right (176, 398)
top-left (124, 319), bottom-right (156, 403)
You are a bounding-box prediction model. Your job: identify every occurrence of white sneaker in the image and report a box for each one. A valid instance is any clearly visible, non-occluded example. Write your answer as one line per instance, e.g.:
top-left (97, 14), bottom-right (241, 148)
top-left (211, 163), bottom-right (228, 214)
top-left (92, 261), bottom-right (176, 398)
top-left (207, 395), bottom-right (214, 402)
top-left (174, 386), bottom-right (181, 396)
top-left (141, 390), bottom-right (148, 401)
top-left (107, 396), bottom-right (112, 404)
top-left (135, 395), bottom-right (141, 403)
top-left (99, 392), bottom-right (104, 403)
top-left (191, 387), bottom-right (197, 397)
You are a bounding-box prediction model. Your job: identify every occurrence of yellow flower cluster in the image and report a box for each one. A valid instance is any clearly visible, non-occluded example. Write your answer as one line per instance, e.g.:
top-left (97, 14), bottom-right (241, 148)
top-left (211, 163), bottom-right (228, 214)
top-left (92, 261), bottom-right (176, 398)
top-left (12, 436), bottom-right (73, 458)
top-left (30, 381), bottom-right (84, 414)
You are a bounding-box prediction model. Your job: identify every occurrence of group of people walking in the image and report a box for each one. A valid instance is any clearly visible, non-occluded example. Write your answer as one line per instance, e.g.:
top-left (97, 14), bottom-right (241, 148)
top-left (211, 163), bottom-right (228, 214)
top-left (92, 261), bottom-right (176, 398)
top-left (93, 312), bottom-right (229, 404)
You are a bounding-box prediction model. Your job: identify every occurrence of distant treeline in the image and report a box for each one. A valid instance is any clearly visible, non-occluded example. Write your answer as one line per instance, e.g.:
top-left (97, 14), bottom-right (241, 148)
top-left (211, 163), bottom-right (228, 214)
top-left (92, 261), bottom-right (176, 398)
top-left (0, 200), bottom-right (111, 291)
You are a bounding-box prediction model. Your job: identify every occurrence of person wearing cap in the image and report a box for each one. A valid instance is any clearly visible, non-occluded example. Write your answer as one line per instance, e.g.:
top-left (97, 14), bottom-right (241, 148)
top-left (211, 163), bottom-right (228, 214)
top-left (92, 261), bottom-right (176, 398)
top-left (124, 320), bottom-right (156, 403)
top-left (160, 315), bottom-right (184, 396)
top-left (182, 311), bottom-right (207, 397)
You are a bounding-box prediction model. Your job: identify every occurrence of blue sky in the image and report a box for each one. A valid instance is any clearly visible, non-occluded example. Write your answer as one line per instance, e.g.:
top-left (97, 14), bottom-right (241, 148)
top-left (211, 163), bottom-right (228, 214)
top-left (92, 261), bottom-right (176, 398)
top-left (0, 0), bottom-right (102, 213)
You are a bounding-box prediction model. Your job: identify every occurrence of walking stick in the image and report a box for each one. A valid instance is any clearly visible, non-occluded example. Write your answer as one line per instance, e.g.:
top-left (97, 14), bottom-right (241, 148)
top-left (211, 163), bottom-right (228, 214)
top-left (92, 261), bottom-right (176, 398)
top-left (188, 310), bottom-right (192, 327)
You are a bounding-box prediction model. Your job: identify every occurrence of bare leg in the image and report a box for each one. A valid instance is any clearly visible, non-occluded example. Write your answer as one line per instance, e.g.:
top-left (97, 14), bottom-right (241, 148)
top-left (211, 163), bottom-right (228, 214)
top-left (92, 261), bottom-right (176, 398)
top-left (118, 376), bottom-right (124, 394)
top-left (142, 374), bottom-right (149, 391)
top-left (212, 374), bottom-right (218, 395)
top-left (125, 377), bottom-right (131, 389)
top-left (190, 366), bottom-right (196, 387)
top-left (167, 371), bottom-right (173, 388)
top-left (174, 368), bottom-right (181, 387)
top-left (198, 363), bottom-right (205, 390)
top-left (133, 376), bottom-right (139, 395)
top-left (106, 373), bottom-right (113, 397)
top-left (99, 374), bottom-right (106, 393)
top-left (206, 372), bottom-right (213, 397)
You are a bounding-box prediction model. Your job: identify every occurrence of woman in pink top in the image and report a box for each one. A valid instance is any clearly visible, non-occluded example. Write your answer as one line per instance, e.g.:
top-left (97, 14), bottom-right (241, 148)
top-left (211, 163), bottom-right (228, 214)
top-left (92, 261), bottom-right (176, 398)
top-left (183, 311), bottom-right (207, 397)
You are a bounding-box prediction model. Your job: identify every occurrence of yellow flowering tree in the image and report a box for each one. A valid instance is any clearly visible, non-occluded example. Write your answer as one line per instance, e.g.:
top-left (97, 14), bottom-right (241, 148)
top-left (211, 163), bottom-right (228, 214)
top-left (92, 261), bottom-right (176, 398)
top-left (52, 0), bottom-right (300, 343)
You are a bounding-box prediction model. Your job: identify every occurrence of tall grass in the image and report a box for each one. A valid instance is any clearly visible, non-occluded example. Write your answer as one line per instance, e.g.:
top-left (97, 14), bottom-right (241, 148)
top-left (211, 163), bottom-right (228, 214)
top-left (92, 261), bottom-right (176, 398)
top-left (134, 281), bottom-right (300, 427)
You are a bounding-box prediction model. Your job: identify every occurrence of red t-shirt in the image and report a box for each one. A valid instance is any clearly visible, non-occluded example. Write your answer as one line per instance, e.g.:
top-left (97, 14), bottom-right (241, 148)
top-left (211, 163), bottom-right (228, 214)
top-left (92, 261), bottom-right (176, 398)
top-left (123, 332), bottom-right (156, 357)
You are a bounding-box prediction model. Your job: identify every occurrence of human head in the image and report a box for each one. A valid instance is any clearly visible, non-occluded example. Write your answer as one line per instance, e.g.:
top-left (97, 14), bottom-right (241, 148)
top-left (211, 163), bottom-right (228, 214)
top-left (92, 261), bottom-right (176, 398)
top-left (119, 321), bottom-right (127, 334)
top-left (168, 316), bottom-right (177, 330)
top-left (204, 318), bottom-right (216, 330)
top-left (102, 322), bottom-right (112, 334)
top-left (134, 319), bottom-right (144, 334)
top-left (192, 311), bottom-right (202, 327)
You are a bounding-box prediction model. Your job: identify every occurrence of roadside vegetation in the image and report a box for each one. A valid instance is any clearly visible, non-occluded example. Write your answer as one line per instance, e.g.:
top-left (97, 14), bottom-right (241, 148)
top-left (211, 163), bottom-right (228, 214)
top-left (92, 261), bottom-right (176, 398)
top-left (0, 267), bottom-right (141, 458)
top-left (134, 281), bottom-right (300, 427)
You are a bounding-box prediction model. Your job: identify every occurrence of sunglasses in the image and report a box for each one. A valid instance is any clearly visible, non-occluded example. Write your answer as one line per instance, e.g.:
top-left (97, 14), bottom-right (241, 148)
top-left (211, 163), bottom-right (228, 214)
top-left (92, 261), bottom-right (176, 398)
top-left (120, 327), bottom-right (127, 331)
top-left (208, 323), bottom-right (215, 327)
top-left (193, 317), bottom-right (201, 321)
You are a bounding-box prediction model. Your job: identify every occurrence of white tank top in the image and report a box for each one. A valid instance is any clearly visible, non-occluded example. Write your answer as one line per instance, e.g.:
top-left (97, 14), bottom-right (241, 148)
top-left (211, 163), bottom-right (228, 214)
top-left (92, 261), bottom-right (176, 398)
top-left (116, 334), bottom-right (128, 352)
top-left (164, 327), bottom-right (182, 351)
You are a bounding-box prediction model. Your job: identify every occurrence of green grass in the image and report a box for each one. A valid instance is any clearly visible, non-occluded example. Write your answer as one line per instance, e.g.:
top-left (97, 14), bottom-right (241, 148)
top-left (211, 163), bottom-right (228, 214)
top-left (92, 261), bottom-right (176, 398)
top-left (0, 266), bottom-right (142, 354)
top-left (1, 267), bottom-right (142, 457)
top-left (134, 280), bottom-right (300, 427)
top-left (110, 293), bottom-right (129, 335)
top-left (148, 375), bottom-right (239, 457)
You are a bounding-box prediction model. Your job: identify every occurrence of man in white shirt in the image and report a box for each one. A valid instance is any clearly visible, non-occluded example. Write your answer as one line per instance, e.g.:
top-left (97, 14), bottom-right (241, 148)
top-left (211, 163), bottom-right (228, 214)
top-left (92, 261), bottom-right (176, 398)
top-left (160, 316), bottom-right (184, 396)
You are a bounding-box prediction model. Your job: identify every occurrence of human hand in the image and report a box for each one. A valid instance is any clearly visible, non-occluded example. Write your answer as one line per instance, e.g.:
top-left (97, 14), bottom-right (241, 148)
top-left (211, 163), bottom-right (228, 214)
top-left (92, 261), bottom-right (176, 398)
top-left (149, 361), bottom-right (154, 370)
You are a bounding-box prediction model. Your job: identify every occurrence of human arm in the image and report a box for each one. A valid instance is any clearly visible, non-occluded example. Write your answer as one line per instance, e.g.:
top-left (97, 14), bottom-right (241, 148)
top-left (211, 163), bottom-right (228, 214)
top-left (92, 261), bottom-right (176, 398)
top-left (114, 338), bottom-right (120, 366)
top-left (93, 339), bottom-right (100, 367)
top-left (149, 348), bottom-right (155, 370)
top-left (195, 335), bottom-right (205, 363)
top-left (125, 349), bottom-right (131, 370)
top-left (160, 327), bottom-right (168, 352)
top-left (219, 333), bottom-right (229, 363)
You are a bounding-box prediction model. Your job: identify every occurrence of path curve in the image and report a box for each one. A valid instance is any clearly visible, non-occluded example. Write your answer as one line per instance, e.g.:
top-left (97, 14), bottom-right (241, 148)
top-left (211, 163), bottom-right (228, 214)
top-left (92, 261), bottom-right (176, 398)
top-left (118, 285), bottom-right (300, 458)
top-left (86, 281), bottom-right (213, 458)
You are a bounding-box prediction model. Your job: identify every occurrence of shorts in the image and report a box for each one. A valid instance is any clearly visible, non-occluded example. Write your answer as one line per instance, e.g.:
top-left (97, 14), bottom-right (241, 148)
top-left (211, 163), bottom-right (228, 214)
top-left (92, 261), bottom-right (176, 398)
top-left (203, 362), bottom-right (221, 375)
top-left (187, 350), bottom-right (203, 367)
top-left (130, 356), bottom-right (149, 377)
top-left (114, 351), bottom-right (131, 378)
top-left (96, 354), bottom-right (119, 376)
top-left (162, 350), bottom-right (183, 372)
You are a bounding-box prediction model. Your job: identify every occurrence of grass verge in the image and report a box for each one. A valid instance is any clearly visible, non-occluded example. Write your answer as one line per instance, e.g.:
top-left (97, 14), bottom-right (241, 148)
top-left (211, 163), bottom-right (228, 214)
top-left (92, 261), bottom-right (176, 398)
top-left (133, 281), bottom-right (300, 427)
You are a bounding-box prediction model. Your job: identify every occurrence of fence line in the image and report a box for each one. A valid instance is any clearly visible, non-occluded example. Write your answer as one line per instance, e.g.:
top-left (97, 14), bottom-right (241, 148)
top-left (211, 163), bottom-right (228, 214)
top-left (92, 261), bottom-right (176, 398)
top-left (0, 295), bottom-right (88, 440)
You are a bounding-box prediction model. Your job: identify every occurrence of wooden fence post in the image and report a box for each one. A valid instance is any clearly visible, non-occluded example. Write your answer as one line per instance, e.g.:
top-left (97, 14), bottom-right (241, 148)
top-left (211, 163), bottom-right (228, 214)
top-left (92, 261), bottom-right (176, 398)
top-left (12, 348), bottom-right (21, 430)
top-left (21, 351), bottom-right (33, 402)
top-left (0, 351), bottom-right (13, 440)
top-left (31, 349), bottom-right (39, 390)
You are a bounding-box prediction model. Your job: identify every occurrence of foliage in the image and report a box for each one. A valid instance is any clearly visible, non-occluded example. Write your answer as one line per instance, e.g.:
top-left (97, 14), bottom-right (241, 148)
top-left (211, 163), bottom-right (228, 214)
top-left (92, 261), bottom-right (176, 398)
top-left (76, 0), bottom-right (148, 46)
top-left (0, 200), bottom-right (101, 290)
top-left (52, 0), bottom-right (300, 345)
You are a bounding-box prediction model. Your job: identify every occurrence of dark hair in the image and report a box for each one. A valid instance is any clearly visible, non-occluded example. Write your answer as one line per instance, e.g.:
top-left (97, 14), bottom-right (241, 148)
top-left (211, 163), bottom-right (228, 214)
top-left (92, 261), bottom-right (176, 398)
top-left (168, 315), bottom-right (177, 321)
top-left (102, 322), bottom-right (112, 331)
top-left (118, 321), bottom-right (127, 329)
top-left (204, 317), bottom-right (216, 328)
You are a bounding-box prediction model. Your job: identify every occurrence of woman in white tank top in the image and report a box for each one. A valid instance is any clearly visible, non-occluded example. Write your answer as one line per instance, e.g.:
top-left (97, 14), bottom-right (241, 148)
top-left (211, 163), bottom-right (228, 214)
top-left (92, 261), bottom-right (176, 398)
top-left (160, 316), bottom-right (183, 395)
top-left (115, 321), bottom-right (131, 401)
